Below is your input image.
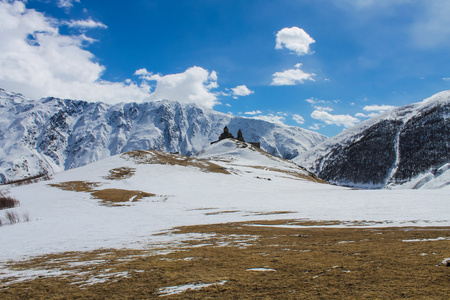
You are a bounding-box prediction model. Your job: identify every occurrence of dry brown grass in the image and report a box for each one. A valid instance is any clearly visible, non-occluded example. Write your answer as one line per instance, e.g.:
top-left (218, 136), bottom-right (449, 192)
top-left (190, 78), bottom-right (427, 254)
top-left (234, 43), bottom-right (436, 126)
top-left (0, 196), bottom-right (20, 210)
top-left (1, 220), bottom-right (449, 299)
top-left (122, 150), bottom-right (230, 174)
top-left (49, 181), bottom-right (156, 206)
top-left (103, 167), bottom-right (136, 180)
top-left (49, 181), bottom-right (103, 193)
top-left (91, 189), bottom-right (155, 206)
top-left (204, 210), bottom-right (240, 216)
top-left (248, 211), bottom-right (296, 216)
top-left (247, 165), bottom-right (327, 183)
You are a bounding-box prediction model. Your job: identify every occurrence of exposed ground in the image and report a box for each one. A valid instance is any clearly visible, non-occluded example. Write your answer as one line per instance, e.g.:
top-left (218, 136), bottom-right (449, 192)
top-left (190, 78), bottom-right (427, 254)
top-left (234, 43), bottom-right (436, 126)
top-left (103, 167), bottom-right (136, 180)
top-left (122, 150), bottom-right (230, 174)
top-left (1, 220), bottom-right (449, 299)
top-left (48, 181), bottom-right (157, 206)
top-left (246, 165), bottom-right (327, 183)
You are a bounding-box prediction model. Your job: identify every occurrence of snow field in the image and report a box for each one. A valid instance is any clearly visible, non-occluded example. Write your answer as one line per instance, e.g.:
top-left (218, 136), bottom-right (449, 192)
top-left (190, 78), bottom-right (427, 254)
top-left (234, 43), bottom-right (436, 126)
top-left (1, 140), bottom-right (449, 263)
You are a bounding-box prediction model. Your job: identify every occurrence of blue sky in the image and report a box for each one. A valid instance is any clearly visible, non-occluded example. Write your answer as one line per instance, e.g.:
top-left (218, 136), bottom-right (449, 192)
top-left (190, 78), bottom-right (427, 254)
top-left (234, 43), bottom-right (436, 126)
top-left (1, 0), bottom-right (450, 137)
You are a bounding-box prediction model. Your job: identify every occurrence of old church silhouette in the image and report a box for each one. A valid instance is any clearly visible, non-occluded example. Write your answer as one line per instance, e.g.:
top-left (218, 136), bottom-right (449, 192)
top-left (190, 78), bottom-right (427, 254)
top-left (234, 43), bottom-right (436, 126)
top-left (212, 126), bottom-right (260, 148)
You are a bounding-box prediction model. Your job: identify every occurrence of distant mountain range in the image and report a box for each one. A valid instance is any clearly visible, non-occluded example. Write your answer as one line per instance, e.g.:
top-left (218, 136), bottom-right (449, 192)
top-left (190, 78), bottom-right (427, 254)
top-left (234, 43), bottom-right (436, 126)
top-left (1, 88), bottom-right (448, 189)
top-left (0, 88), bottom-right (326, 183)
top-left (295, 91), bottom-right (450, 189)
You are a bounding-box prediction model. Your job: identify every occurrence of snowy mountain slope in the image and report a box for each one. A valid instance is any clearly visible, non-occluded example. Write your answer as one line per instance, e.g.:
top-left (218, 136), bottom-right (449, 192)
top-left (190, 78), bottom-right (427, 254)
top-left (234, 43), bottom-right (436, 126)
top-left (1, 139), bottom-right (448, 261)
top-left (0, 88), bottom-right (327, 183)
top-left (294, 90), bottom-right (450, 189)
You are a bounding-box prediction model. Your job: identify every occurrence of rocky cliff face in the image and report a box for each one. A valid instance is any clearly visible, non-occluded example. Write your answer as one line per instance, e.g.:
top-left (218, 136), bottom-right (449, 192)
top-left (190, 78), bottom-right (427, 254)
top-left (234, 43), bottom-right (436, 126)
top-left (0, 88), bottom-right (327, 183)
top-left (295, 91), bottom-right (450, 189)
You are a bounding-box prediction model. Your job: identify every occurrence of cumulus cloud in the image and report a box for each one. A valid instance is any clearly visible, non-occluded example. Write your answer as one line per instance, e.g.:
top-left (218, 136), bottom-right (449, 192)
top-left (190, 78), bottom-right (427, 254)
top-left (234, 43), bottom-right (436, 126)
top-left (305, 97), bottom-right (340, 105)
top-left (271, 63), bottom-right (315, 86)
top-left (0, 1), bottom-right (222, 108)
top-left (57, 0), bottom-right (80, 9)
top-left (231, 85), bottom-right (254, 98)
top-left (354, 104), bottom-right (396, 119)
top-left (134, 68), bottom-right (150, 76)
top-left (136, 66), bottom-right (219, 108)
top-left (309, 123), bottom-right (323, 130)
top-left (311, 110), bottom-right (360, 128)
top-left (275, 27), bottom-right (315, 56)
top-left (0, 1), bottom-right (152, 103)
top-left (355, 112), bottom-right (370, 118)
top-left (292, 114), bottom-right (305, 124)
top-left (314, 106), bottom-right (334, 112)
top-left (245, 110), bottom-right (262, 115)
top-left (363, 104), bottom-right (396, 111)
top-left (63, 19), bottom-right (107, 29)
top-left (251, 114), bottom-right (286, 125)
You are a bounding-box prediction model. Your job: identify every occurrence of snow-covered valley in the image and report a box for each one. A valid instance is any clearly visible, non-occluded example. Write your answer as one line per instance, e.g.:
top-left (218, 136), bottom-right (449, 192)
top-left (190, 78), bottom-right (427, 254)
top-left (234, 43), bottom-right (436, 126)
top-left (1, 140), bottom-right (448, 262)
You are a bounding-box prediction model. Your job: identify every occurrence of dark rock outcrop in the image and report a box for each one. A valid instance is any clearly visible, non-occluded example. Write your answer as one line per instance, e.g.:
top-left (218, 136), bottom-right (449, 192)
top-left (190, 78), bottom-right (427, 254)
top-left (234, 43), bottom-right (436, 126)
top-left (295, 91), bottom-right (450, 189)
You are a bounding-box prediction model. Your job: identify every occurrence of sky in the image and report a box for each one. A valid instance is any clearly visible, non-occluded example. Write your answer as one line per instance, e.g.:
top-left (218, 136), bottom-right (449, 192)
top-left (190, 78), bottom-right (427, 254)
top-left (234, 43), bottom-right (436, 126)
top-left (1, 0), bottom-right (450, 137)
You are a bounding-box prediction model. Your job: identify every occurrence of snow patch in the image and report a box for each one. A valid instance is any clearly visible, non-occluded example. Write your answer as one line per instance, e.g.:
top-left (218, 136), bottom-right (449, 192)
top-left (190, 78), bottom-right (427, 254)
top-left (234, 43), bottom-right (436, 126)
top-left (246, 268), bottom-right (277, 272)
top-left (402, 237), bottom-right (450, 242)
top-left (157, 280), bottom-right (227, 296)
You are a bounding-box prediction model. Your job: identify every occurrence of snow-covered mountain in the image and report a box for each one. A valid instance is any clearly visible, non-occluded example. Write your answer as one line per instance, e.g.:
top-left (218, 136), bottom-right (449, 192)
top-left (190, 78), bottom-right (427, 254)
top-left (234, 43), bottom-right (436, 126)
top-left (0, 88), bottom-right (327, 183)
top-left (295, 91), bottom-right (450, 189)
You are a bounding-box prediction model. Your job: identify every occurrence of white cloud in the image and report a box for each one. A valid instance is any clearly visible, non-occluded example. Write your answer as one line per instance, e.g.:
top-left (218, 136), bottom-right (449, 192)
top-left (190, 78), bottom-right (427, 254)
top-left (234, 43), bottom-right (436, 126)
top-left (309, 123), bottom-right (322, 130)
top-left (275, 27), bottom-right (315, 56)
top-left (443, 77), bottom-right (450, 81)
top-left (0, 2), bottom-right (222, 108)
top-left (231, 85), bottom-right (254, 98)
top-left (305, 97), bottom-right (340, 105)
top-left (57, 0), bottom-right (80, 9)
top-left (363, 104), bottom-right (395, 111)
top-left (355, 112), bottom-right (384, 118)
top-left (353, 104), bottom-right (396, 119)
top-left (209, 70), bottom-right (218, 81)
top-left (311, 110), bottom-right (360, 128)
top-left (314, 106), bottom-right (334, 112)
top-left (355, 112), bottom-right (368, 118)
top-left (0, 1), bottom-right (151, 103)
top-left (271, 63), bottom-right (315, 86)
top-left (245, 110), bottom-right (262, 115)
top-left (292, 114), bottom-right (305, 124)
top-left (134, 68), bottom-right (150, 76)
top-left (138, 66), bottom-right (219, 108)
top-left (63, 19), bottom-right (107, 29)
top-left (251, 114), bottom-right (286, 125)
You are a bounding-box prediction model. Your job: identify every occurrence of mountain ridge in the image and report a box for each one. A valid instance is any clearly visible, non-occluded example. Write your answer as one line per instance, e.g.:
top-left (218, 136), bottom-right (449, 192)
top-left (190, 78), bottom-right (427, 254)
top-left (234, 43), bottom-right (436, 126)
top-left (0, 88), bottom-right (327, 183)
top-left (295, 90), bottom-right (450, 189)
